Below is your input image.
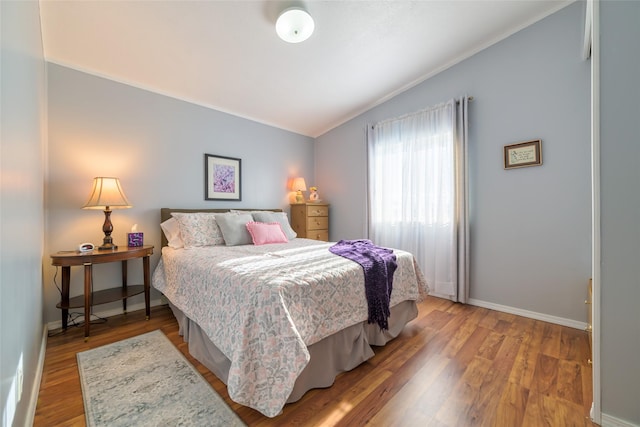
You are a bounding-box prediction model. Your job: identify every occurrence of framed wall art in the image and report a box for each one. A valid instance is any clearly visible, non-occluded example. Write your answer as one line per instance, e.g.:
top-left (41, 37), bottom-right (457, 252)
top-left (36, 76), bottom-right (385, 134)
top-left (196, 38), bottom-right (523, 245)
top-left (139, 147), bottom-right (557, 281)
top-left (504, 139), bottom-right (542, 169)
top-left (204, 153), bottom-right (241, 201)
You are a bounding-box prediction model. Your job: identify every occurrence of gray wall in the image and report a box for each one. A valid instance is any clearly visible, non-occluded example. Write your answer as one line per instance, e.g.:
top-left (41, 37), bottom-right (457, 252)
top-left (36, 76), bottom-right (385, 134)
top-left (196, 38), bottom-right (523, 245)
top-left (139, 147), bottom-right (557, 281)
top-left (0, 1), bottom-right (47, 425)
top-left (44, 64), bottom-right (315, 324)
top-left (0, 1), bottom-right (635, 424)
top-left (316, 2), bottom-right (591, 324)
top-left (600, 1), bottom-right (640, 424)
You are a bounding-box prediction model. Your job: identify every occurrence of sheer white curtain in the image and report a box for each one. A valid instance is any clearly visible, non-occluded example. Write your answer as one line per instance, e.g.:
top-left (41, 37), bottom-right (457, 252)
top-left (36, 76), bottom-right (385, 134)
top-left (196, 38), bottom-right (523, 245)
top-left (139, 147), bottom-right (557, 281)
top-left (367, 98), bottom-right (470, 302)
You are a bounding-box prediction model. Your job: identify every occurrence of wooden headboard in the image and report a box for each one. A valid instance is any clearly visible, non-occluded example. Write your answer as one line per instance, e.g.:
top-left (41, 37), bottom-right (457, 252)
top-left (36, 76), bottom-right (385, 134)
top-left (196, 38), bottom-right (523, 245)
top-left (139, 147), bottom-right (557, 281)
top-left (160, 208), bottom-right (283, 247)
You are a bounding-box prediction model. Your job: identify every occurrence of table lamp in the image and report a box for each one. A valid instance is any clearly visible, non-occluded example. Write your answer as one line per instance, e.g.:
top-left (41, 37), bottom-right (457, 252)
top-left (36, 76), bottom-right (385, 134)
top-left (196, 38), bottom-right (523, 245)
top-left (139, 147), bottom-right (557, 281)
top-left (292, 177), bottom-right (307, 203)
top-left (83, 177), bottom-right (132, 250)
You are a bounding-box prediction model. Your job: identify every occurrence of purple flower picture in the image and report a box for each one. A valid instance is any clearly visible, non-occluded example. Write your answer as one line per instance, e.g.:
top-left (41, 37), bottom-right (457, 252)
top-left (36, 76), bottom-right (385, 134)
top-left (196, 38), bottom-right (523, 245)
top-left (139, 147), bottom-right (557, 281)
top-left (205, 154), bottom-right (242, 201)
top-left (213, 164), bottom-right (235, 193)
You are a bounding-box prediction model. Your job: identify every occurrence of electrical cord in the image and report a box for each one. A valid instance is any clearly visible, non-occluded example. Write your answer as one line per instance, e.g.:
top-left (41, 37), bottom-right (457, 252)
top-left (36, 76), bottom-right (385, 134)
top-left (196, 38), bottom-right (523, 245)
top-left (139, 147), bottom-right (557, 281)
top-left (48, 266), bottom-right (108, 338)
top-left (52, 266), bottom-right (61, 295)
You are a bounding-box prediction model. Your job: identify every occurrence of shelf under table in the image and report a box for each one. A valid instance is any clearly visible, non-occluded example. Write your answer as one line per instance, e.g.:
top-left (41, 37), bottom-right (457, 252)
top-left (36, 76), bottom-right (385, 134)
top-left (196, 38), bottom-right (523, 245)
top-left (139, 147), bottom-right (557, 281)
top-left (56, 284), bottom-right (145, 309)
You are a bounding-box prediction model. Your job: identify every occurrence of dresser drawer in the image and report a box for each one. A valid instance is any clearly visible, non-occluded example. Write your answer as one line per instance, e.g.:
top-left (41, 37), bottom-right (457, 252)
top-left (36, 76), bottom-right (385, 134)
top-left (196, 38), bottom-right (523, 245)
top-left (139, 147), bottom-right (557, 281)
top-left (306, 205), bottom-right (329, 217)
top-left (306, 216), bottom-right (328, 230)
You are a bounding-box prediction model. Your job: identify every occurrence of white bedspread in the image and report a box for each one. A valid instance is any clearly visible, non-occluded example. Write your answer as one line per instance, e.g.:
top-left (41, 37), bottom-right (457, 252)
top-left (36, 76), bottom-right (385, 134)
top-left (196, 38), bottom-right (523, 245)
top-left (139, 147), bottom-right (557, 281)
top-left (152, 238), bottom-right (428, 417)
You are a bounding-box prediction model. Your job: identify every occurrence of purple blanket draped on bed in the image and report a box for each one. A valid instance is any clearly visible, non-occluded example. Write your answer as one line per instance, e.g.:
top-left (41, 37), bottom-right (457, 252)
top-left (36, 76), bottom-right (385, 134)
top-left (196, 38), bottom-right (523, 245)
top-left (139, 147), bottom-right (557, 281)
top-left (329, 239), bottom-right (397, 330)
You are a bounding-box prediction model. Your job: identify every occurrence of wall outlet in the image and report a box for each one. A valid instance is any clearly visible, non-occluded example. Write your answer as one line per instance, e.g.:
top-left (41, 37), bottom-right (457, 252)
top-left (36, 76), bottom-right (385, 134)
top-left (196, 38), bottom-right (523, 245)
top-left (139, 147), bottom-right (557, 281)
top-left (16, 367), bottom-right (23, 400)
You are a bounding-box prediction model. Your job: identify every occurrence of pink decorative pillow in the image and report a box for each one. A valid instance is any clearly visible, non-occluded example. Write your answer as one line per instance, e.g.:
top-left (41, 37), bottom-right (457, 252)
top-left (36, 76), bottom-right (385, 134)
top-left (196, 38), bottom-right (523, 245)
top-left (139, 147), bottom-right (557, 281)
top-left (246, 222), bottom-right (288, 245)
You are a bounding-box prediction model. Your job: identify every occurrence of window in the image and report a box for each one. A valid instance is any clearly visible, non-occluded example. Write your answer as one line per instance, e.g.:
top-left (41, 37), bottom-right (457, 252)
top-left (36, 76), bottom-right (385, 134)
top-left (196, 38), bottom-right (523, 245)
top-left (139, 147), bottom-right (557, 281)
top-left (368, 98), bottom-right (470, 301)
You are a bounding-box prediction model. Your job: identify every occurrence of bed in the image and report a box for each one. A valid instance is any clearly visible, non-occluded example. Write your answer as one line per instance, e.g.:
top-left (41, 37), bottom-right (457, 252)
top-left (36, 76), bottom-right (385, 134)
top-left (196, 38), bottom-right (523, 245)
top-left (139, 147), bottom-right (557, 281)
top-left (152, 208), bottom-right (429, 417)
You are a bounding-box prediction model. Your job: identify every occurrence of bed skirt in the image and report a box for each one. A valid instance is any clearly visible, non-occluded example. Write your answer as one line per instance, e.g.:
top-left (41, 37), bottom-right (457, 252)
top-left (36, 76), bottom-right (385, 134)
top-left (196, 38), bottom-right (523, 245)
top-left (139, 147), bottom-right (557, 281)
top-left (169, 300), bottom-right (418, 404)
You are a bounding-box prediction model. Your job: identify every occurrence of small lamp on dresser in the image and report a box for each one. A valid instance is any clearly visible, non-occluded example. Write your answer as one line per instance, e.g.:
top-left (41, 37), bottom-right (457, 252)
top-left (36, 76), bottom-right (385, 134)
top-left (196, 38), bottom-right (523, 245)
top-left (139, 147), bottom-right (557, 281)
top-left (292, 177), bottom-right (307, 203)
top-left (83, 177), bottom-right (132, 250)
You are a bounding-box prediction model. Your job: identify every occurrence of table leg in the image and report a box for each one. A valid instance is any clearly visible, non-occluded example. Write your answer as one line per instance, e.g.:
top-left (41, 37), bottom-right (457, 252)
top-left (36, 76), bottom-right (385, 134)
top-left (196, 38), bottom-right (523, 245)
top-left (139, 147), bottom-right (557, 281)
top-left (83, 263), bottom-right (92, 339)
top-left (143, 255), bottom-right (150, 320)
top-left (61, 266), bottom-right (71, 330)
top-left (121, 260), bottom-right (128, 313)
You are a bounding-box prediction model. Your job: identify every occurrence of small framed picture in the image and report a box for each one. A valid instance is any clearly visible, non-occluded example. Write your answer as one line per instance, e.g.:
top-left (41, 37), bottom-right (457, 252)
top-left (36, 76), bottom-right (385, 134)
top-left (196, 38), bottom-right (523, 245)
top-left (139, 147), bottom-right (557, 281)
top-left (504, 140), bottom-right (542, 169)
top-left (205, 153), bottom-right (241, 201)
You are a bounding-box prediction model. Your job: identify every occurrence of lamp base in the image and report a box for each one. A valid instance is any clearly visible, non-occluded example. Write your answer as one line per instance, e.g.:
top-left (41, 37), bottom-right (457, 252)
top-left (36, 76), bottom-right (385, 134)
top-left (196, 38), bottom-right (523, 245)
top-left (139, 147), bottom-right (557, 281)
top-left (98, 242), bottom-right (118, 251)
top-left (98, 208), bottom-right (118, 250)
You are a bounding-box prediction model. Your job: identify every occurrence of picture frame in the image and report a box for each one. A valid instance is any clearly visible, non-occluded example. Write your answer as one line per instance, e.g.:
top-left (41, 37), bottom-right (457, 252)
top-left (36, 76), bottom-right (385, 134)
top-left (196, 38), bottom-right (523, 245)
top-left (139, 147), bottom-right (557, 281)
top-left (504, 139), bottom-right (542, 169)
top-left (204, 153), bottom-right (242, 201)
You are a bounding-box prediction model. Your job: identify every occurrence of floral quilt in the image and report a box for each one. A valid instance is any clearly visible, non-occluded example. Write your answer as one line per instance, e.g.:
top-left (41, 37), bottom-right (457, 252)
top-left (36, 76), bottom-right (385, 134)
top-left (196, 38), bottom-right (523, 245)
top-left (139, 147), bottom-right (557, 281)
top-left (152, 238), bottom-right (428, 417)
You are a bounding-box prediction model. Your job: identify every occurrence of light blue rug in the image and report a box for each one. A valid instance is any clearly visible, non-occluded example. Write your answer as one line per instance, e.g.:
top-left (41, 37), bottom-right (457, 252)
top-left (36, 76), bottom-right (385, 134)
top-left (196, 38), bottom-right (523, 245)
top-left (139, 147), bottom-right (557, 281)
top-left (77, 330), bottom-right (246, 427)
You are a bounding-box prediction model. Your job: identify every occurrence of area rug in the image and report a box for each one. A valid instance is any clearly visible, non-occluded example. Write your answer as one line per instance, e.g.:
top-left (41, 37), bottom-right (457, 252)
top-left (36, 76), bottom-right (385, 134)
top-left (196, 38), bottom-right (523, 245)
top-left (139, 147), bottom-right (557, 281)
top-left (77, 330), bottom-right (246, 427)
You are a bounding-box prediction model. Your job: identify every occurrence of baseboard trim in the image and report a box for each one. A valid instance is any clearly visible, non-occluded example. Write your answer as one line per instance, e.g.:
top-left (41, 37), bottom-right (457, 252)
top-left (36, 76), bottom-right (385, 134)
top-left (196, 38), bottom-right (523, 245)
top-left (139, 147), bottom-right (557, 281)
top-left (46, 299), bottom-right (165, 330)
top-left (601, 413), bottom-right (640, 427)
top-left (26, 325), bottom-right (48, 425)
top-left (467, 298), bottom-right (588, 330)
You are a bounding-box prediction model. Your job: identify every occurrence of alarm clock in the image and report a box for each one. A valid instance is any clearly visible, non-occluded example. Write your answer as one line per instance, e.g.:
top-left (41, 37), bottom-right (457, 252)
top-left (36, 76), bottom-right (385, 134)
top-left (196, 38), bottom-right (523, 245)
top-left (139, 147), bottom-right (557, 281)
top-left (78, 242), bottom-right (95, 252)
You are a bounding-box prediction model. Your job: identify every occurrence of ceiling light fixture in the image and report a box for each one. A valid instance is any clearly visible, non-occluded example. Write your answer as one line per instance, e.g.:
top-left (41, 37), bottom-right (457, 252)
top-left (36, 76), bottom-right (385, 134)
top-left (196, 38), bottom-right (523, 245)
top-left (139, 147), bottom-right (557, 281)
top-left (276, 7), bottom-right (314, 43)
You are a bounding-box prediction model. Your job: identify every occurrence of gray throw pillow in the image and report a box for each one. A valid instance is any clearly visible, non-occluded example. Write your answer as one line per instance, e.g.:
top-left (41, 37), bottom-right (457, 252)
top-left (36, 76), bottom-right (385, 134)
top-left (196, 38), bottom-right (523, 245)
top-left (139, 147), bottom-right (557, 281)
top-left (252, 212), bottom-right (297, 240)
top-left (214, 213), bottom-right (254, 246)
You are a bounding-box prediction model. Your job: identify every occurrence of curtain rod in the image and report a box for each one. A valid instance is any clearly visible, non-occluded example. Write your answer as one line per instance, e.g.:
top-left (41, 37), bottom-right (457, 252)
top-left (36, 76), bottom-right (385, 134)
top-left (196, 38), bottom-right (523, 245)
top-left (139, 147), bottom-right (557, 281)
top-left (371, 95), bottom-right (474, 129)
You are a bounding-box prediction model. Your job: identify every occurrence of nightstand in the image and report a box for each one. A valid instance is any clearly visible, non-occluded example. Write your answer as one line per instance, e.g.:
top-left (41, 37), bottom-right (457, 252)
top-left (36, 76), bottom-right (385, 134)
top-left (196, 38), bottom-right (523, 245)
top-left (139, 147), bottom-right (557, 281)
top-left (290, 203), bottom-right (329, 241)
top-left (50, 245), bottom-right (154, 339)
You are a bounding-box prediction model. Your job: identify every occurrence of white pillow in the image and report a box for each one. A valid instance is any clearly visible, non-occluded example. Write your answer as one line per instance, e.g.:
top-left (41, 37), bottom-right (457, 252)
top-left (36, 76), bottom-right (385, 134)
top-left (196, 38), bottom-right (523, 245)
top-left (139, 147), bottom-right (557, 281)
top-left (160, 217), bottom-right (184, 249)
top-left (171, 212), bottom-right (225, 248)
top-left (215, 213), bottom-right (254, 246)
top-left (251, 211), bottom-right (297, 240)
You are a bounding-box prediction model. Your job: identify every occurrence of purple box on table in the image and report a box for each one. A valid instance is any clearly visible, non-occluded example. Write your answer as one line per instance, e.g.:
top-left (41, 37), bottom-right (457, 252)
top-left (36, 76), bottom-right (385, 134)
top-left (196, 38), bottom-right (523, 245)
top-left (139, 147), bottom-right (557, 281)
top-left (127, 232), bottom-right (144, 247)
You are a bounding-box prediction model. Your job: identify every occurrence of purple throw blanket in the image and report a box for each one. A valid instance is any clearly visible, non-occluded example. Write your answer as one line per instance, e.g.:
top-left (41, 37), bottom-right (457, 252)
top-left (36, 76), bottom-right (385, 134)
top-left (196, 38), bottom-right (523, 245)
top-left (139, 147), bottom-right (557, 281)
top-left (329, 239), bottom-right (397, 330)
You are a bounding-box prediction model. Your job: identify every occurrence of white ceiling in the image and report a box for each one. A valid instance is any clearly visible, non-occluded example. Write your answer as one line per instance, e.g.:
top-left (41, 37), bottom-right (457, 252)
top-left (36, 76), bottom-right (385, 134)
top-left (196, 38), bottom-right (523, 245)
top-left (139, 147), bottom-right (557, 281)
top-left (39, 0), bottom-right (572, 137)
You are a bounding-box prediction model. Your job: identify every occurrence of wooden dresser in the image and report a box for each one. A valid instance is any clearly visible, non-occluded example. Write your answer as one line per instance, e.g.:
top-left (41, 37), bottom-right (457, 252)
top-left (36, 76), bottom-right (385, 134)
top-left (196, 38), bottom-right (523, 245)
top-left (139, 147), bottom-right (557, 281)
top-left (290, 203), bottom-right (329, 241)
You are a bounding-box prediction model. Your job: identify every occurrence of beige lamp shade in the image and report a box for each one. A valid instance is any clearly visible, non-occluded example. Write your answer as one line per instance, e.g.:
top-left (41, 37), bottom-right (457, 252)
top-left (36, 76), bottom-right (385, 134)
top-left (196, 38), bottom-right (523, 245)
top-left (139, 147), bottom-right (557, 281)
top-left (291, 177), bottom-right (307, 192)
top-left (83, 177), bottom-right (132, 209)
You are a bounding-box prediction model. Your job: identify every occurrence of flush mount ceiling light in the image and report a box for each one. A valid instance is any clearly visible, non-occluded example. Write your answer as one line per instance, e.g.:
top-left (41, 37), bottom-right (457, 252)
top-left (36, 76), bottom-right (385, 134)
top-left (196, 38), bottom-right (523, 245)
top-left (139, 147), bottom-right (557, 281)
top-left (276, 7), bottom-right (314, 43)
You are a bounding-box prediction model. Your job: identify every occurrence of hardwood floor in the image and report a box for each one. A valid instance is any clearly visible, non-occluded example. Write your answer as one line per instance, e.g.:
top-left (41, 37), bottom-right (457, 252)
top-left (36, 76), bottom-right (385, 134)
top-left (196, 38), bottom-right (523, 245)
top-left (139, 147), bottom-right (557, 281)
top-left (35, 296), bottom-right (596, 426)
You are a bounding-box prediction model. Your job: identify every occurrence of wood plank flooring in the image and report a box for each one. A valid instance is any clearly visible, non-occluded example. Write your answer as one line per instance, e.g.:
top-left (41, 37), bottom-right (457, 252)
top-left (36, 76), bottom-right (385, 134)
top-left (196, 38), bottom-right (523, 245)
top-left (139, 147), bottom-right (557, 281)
top-left (35, 296), bottom-right (596, 426)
